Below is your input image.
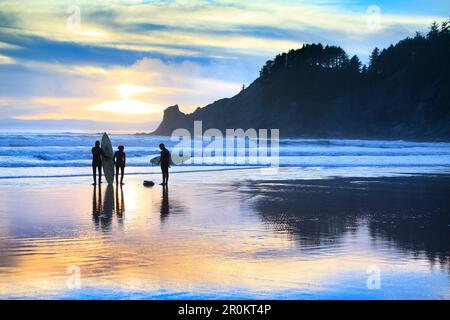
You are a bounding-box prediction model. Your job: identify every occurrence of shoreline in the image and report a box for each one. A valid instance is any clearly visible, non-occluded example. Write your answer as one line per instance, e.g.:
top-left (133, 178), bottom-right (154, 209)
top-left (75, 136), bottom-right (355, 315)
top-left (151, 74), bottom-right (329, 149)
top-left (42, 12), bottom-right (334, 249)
top-left (0, 166), bottom-right (266, 180)
top-left (1, 166), bottom-right (449, 186)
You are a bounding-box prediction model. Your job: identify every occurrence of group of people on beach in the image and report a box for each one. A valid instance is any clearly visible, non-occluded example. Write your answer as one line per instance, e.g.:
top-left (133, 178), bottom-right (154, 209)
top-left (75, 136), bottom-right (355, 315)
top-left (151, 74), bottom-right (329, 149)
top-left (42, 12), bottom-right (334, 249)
top-left (91, 141), bottom-right (171, 186)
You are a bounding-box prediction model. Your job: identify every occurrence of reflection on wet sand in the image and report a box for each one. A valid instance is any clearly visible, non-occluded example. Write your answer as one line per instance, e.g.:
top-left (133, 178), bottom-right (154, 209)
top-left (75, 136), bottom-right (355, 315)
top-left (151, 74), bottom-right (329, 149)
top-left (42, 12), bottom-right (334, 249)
top-left (116, 185), bottom-right (125, 218)
top-left (92, 184), bottom-right (102, 230)
top-left (157, 185), bottom-right (186, 225)
top-left (160, 185), bottom-right (169, 223)
top-left (93, 184), bottom-right (125, 232)
top-left (243, 176), bottom-right (450, 271)
top-left (116, 185), bottom-right (125, 231)
top-left (0, 173), bottom-right (449, 299)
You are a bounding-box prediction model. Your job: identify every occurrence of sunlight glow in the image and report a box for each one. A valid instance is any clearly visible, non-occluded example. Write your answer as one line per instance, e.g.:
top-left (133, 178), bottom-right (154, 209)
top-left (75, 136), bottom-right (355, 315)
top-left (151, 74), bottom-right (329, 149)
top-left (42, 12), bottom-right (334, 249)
top-left (89, 99), bottom-right (160, 115)
top-left (116, 84), bottom-right (151, 99)
top-left (77, 30), bottom-right (108, 39)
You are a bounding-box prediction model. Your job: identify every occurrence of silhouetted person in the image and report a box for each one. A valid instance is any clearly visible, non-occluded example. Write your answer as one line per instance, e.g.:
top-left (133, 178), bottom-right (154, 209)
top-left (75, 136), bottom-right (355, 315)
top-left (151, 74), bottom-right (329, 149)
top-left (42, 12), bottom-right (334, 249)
top-left (159, 143), bottom-right (171, 185)
top-left (92, 140), bottom-right (105, 185)
top-left (113, 145), bottom-right (126, 185)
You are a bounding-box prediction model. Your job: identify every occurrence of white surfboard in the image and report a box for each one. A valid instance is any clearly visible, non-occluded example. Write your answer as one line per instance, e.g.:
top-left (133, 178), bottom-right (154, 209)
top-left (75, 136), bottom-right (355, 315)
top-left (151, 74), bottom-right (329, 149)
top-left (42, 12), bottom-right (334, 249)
top-left (150, 155), bottom-right (190, 166)
top-left (150, 156), bottom-right (162, 165)
top-left (101, 133), bottom-right (115, 184)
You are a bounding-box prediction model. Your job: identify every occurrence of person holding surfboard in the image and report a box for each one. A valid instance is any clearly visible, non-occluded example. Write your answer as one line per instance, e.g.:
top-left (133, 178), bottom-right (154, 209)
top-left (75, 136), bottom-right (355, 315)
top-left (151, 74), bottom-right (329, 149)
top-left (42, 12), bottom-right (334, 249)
top-left (91, 140), bottom-right (105, 185)
top-left (113, 145), bottom-right (126, 185)
top-left (159, 143), bottom-right (171, 185)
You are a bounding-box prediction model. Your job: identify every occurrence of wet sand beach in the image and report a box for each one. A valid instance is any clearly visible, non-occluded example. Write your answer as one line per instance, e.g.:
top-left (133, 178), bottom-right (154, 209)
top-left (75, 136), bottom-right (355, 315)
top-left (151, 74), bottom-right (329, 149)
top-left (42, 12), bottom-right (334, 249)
top-left (0, 170), bottom-right (449, 299)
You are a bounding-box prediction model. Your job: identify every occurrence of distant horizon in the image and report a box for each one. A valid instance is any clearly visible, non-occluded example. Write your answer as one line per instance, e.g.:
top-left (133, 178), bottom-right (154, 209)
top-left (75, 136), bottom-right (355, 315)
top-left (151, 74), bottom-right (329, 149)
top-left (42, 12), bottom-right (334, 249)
top-left (0, 129), bottom-right (153, 134)
top-left (0, 118), bottom-right (159, 133)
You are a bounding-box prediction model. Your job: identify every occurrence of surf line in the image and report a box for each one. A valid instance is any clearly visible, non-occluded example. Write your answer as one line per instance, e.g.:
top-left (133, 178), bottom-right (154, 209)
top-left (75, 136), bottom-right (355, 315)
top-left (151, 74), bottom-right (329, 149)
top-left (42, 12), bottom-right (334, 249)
top-left (170, 120), bottom-right (280, 170)
top-left (0, 166), bottom-right (268, 180)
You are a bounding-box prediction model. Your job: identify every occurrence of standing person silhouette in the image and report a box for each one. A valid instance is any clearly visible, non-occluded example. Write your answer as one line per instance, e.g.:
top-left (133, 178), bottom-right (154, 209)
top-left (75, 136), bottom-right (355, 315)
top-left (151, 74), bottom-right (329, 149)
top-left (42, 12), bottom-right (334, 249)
top-left (113, 145), bottom-right (126, 185)
top-left (159, 143), bottom-right (171, 186)
top-left (91, 140), bottom-right (105, 185)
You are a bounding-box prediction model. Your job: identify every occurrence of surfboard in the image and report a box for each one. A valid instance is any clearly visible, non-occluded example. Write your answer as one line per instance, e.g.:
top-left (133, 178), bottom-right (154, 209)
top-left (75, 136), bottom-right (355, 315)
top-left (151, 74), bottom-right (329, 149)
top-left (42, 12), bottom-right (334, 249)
top-left (150, 156), bottom-right (161, 165)
top-left (101, 133), bottom-right (115, 184)
top-left (150, 155), bottom-right (190, 166)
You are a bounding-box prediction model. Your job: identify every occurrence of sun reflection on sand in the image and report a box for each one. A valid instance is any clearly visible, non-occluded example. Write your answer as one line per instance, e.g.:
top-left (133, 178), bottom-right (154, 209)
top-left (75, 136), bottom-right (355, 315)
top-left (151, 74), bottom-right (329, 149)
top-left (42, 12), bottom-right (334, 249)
top-left (0, 173), bottom-right (449, 299)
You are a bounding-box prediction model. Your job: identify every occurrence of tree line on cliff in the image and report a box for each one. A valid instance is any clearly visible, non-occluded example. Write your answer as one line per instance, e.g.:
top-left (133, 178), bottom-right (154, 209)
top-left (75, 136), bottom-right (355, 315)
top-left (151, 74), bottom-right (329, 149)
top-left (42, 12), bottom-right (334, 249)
top-left (152, 20), bottom-right (450, 140)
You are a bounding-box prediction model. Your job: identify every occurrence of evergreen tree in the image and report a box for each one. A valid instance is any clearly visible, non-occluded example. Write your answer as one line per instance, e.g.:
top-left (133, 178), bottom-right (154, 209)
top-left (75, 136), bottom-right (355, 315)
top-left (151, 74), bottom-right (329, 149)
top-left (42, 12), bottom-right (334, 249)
top-left (368, 47), bottom-right (380, 74)
top-left (348, 55), bottom-right (362, 73)
top-left (427, 21), bottom-right (440, 39)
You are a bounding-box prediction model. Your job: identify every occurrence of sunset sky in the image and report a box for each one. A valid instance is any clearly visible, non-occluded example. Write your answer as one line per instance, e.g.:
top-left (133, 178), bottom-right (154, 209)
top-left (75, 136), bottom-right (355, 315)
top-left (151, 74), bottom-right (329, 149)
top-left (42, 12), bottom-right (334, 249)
top-left (0, 0), bottom-right (448, 131)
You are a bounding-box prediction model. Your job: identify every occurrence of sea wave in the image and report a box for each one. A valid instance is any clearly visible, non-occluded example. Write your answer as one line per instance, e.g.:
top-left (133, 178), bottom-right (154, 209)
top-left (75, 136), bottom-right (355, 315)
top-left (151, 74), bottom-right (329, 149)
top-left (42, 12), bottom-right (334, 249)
top-left (0, 133), bottom-right (449, 175)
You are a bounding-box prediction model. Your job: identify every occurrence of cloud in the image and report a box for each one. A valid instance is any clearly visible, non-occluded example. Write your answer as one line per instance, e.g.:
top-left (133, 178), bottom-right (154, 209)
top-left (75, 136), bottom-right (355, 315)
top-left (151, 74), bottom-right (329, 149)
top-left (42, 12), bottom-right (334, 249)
top-left (0, 56), bottom-right (245, 123)
top-left (0, 54), bottom-right (15, 64)
top-left (0, 98), bottom-right (60, 117)
top-left (0, 118), bottom-right (159, 132)
top-left (117, 57), bottom-right (244, 109)
top-left (0, 0), bottom-right (448, 129)
top-left (115, 84), bottom-right (151, 99)
top-left (87, 99), bottom-right (162, 115)
top-left (0, 11), bottom-right (20, 29)
top-left (0, 34), bottom-right (149, 67)
top-left (2, 0), bottom-right (445, 64)
top-left (1, 1), bottom-right (446, 70)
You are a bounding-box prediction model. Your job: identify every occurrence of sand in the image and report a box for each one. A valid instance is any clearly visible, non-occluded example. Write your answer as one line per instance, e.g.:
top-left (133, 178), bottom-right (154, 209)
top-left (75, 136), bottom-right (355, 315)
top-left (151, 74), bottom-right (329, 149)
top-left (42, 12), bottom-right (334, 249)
top-left (0, 170), bottom-right (449, 299)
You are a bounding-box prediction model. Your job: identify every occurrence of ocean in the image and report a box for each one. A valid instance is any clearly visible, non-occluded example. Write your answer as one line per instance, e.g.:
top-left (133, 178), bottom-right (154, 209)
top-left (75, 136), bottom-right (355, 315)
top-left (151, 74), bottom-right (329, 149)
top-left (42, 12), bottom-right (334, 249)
top-left (1, 132), bottom-right (450, 299)
top-left (1, 132), bottom-right (450, 180)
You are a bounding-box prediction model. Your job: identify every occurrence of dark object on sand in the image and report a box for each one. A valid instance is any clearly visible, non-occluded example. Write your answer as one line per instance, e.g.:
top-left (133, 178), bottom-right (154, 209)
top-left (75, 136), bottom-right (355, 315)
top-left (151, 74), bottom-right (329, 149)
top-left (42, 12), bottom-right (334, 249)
top-left (143, 180), bottom-right (155, 187)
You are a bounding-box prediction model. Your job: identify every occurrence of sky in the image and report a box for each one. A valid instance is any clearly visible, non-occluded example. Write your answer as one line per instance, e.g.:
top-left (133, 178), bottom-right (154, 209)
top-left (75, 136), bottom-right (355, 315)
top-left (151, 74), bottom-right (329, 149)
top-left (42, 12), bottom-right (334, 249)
top-left (0, 0), bottom-right (448, 132)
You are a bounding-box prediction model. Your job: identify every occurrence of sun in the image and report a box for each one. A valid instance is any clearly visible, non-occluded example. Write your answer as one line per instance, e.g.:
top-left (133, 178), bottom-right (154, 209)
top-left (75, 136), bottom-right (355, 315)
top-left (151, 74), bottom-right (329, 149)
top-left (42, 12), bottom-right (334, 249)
top-left (86, 84), bottom-right (160, 115)
top-left (115, 84), bottom-right (151, 99)
top-left (89, 99), bottom-right (161, 115)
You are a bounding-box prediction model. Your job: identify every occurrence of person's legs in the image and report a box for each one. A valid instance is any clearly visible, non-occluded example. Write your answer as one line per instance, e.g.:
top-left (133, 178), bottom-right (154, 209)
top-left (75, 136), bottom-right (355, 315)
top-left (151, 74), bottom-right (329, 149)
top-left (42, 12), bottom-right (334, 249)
top-left (98, 164), bottom-right (102, 183)
top-left (115, 165), bottom-right (119, 184)
top-left (166, 167), bottom-right (169, 185)
top-left (163, 166), bottom-right (169, 184)
top-left (92, 165), bottom-right (97, 184)
top-left (160, 165), bottom-right (168, 185)
top-left (120, 165), bottom-right (125, 184)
